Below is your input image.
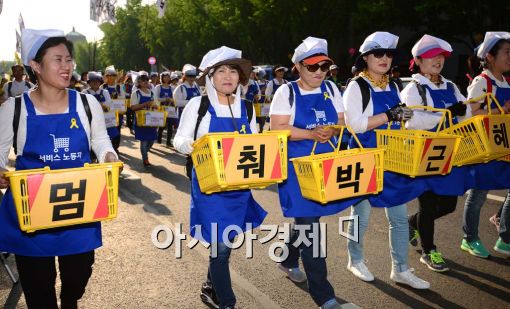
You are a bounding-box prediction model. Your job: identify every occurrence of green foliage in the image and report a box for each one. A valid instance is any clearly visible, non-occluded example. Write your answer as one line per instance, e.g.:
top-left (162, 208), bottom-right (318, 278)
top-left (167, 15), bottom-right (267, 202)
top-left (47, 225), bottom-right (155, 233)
top-left (83, 0), bottom-right (509, 77)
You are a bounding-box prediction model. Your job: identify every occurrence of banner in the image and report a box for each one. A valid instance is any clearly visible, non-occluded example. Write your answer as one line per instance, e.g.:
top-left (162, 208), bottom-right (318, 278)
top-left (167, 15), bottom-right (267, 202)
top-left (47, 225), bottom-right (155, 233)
top-left (15, 30), bottom-right (21, 53)
top-left (90, 0), bottom-right (117, 24)
top-left (18, 13), bottom-right (25, 31)
top-left (156, 0), bottom-right (167, 18)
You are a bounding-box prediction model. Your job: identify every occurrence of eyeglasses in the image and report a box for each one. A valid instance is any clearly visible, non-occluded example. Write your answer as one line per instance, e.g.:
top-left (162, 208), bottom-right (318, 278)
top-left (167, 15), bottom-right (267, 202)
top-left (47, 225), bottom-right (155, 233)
top-left (301, 62), bottom-right (331, 73)
top-left (372, 51), bottom-right (394, 59)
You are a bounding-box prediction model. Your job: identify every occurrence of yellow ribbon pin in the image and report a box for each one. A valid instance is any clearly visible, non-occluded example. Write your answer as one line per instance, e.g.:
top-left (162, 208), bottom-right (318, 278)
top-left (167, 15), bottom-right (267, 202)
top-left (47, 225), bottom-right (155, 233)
top-left (240, 124), bottom-right (247, 134)
top-left (70, 118), bottom-right (79, 129)
top-left (323, 92), bottom-right (331, 101)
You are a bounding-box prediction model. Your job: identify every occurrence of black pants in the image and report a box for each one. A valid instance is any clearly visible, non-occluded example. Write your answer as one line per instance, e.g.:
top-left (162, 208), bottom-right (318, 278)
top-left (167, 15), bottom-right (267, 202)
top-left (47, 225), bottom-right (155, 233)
top-left (409, 191), bottom-right (458, 254)
top-left (111, 134), bottom-right (121, 155)
top-left (126, 108), bottom-right (134, 130)
top-left (157, 120), bottom-right (173, 145)
top-left (15, 251), bottom-right (95, 309)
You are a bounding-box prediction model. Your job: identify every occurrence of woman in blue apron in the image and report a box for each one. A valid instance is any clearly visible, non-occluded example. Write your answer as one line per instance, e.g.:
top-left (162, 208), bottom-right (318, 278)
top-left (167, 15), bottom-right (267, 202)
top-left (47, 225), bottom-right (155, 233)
top-left (271, 37), bottom-right (360, 309)
top-left (0, 30), bottom-right (117, 309)
top-left (102, 66), bottom-right (125, 154)
top-left (173, 47), bottom-right (266, 309)
top-left (402, 35), bottom-right (475, 272)
top-left (156, 71), bottom-right (176, 147)
top-left (83, 71), bottom-right (120, 156)
top-left (343, 32), bottom-right (429, 289)
top-left (462, 32), bottom-right (510, 258)
top-left (130, 71), bottom-right (158, 167)
top-left (173, 64), bottom-right (201, 125)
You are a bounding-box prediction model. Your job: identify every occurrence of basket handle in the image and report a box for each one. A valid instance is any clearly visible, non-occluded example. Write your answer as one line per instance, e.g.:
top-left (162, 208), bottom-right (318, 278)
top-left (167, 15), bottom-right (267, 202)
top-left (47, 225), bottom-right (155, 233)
top-left (407, 105), bottom-right (454, 133)
top-left (465, 93), bottom-right (506, 115)
top-left (309, 124), bottom-right (364, 156)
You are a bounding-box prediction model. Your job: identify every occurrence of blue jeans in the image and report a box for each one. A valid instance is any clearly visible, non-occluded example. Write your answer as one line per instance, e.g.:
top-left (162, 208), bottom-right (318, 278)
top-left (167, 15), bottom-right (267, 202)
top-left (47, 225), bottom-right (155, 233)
top-left (140, 140), bottom-right (154, 161)
top-left (500, 190), bottom-right (510, 243)
top-left (208, 242), bottom-right (235, 308)
top-left (281, 216), bottom-right (335, 306)
top-left (347, 199), bottom-right (409, 272)
top-left (463, 189), bottom-right (489, 242)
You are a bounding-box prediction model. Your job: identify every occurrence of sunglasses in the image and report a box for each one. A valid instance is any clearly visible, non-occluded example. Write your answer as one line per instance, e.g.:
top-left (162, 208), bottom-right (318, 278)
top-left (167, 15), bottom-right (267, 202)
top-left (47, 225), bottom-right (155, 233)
top-left (301, 62), bottom-right (331, 73)
top-left (372, 51), bottom-right (394, 59)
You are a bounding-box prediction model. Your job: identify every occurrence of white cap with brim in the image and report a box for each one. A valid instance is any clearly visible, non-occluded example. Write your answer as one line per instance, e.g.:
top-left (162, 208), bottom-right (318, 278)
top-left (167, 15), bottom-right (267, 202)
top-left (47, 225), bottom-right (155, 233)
top-left (330, 64), bottom-right (339, 70)
top-left (87, 71), bottom-right (103, 82)
top-left (182, 64), bottom-right (197, 76)
top-left (105, 65), bottom-right (117, 76)
top-left (412, 34), bottom-right (452, 58)
top-left (198, 46), bottom-right (251, 84)
top-left (150, 71), bottom-right (159, 77)
top-left (21, 28), bottom-right (65, 66)
top-left (291, 36), bottom-right (331, 64)
top-left (359, 31), bottom-right (399, 55)
top-left (170, 72), bottom-right (179, 80)
top-left (477, 32), bottom-right (510, 59)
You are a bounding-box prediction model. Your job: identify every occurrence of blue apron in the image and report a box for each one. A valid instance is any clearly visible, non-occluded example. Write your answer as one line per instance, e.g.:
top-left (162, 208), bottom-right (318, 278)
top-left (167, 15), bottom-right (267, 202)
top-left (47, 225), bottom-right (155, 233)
top-left (91, 89), bottom-right (119, 139)
top-left (0, 90), bottom-right (102, 257)
top-left (104, 84), bottom-right (124, 128)
top-left (245, 81), bottom-right (259, 103)
top-left (159, 86), bottom-right (178, 126)
top-left (471, 80), bottom-right (510, 190)
top-left (257, 80), bottom-right (268, 104)
top-left (134, 90), bottom-right (158, 141)
top-left (189, 100), bottom-right (267, 243)
top-left (178, 84), bottom-right (201, 123)
top-left (354, 82), bottom-right (427, 207)
top-left (278, 81), bottom-right (362, 218)
top-left (419, 82), bottom-right (475, 195)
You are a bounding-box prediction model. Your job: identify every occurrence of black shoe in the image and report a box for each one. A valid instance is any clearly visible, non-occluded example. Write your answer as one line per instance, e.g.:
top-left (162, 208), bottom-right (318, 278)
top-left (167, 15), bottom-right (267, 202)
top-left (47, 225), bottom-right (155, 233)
top-left (143, 160), bottom-right (152, 168)
top-left (420, 250), bottom-right (449, 272)
top-left (200, 281), bottom-right (219, 309)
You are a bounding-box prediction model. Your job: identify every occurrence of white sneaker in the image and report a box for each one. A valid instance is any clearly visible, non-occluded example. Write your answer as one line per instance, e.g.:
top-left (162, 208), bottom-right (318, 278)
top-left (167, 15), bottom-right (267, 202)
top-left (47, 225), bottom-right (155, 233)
top-left (278, 264), bottom-right (307, 283)
top-left (390, 269), bottom-right (430, 289)
top-left (347, 261), bottom-right (374, 282)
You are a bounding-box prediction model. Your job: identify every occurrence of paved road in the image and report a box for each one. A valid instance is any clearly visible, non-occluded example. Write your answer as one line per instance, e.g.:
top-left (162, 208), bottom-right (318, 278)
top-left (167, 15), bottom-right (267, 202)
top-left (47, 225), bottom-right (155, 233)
top-left (1, 127), bottom-right (509, 308)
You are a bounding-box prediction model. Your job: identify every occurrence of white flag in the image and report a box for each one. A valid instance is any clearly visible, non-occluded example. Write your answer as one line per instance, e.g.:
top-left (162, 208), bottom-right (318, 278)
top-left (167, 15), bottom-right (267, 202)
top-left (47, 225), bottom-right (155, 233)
top-left (156, 0), bottom-right (167, 18)
top-left (18, 13), bottom-right (25, 31)
top-left (90, 0), bottom-right (117, 24)
top-left (15, 30), bottom-right (21, 53)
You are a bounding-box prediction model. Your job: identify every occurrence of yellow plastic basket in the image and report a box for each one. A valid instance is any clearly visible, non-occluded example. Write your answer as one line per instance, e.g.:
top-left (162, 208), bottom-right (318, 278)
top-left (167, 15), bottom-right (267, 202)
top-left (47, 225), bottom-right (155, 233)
top-left (450, 93), bottom-right (510, 166)
top-left (376, 106), bottom-right (462, 177)
top-left (135, 110), bottom-right (168, 127)
top-left (125, 98), bottom-right (131, 108)
top-left (292, 126), bottom-right (385, 204)
top-left (4, 162), bottom-right (123, 233)
top-left (192, 130), bottom-right (290, 194)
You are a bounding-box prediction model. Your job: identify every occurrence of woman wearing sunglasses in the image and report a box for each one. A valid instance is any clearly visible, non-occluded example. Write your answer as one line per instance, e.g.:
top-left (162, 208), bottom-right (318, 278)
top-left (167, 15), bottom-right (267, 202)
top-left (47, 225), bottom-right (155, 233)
top-left (343, 32), bottom-right (429, 289)
top-left (271, 37), bottom-right (361, 309)
top-left (402, 35), bottom-right (473, 272)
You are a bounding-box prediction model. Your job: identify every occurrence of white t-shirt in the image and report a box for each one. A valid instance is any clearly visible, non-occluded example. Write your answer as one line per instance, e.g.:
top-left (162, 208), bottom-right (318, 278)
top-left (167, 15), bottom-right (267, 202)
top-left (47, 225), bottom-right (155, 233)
top-left (270, 80), bottom-right (343, 126)
top-left (264, 78), bottom-right (288, 101)
top-left (173, 82), bottom-right (200, 108)
top-left (401, 74), bottom-right (470, 130)
top-left (0, 90), bottom-right (116, 168)
top-left (83, 88), bottom-right (112, 106)
top-left (2, 80), bottom-right (34, 102)
top-left (173, 95), bottom-right (258, 155)
top-left (468, 70), bottom-right (510, 102)
top-left (343, 77), bottom-right (404, 134)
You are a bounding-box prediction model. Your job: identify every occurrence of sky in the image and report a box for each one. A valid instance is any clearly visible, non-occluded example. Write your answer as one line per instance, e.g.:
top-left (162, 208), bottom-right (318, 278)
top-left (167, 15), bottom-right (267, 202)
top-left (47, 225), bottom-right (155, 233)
top-left (0, 0), bottom-right (134, 61)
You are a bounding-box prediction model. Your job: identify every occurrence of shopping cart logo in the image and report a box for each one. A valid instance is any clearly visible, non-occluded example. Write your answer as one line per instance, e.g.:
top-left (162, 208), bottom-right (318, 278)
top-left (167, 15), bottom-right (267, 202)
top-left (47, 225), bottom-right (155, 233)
top-left (311, 108), bottom-right (327, 122)
top-left (49, 134), bottom-right (70, 153)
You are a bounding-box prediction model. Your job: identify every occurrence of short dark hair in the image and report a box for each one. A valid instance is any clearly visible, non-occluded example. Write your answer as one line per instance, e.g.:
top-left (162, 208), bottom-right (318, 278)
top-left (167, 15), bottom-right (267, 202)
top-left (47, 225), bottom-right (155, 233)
top-left (211, 64), bottom-right (247, 85)
top-left (483, 38), bottom-right (510, 68)
top-left (26, 37), bottom-right (74, 83)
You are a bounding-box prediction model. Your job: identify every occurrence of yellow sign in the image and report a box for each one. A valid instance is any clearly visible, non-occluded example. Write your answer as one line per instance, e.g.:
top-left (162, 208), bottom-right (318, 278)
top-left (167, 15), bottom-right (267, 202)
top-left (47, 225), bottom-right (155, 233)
top-left (5, 163), bottom-right (122, 232)
top-left (487, 116), bottom-right (510, 153)
top-left (416, 137), bottom-right (458, 175)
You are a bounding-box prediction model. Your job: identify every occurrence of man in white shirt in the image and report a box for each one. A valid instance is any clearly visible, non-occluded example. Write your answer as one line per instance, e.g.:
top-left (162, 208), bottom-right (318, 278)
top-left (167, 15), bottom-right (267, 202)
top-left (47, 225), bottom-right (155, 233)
top-left (1, 65), bottom-right (34, 104)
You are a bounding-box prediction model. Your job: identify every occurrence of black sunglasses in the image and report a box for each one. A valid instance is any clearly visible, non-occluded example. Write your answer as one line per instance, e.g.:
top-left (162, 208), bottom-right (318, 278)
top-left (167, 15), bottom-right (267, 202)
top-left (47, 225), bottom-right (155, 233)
top-left (371, 50), bottom-right (394, 59)
top-left (301, 62), bottom-right (331, 73)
